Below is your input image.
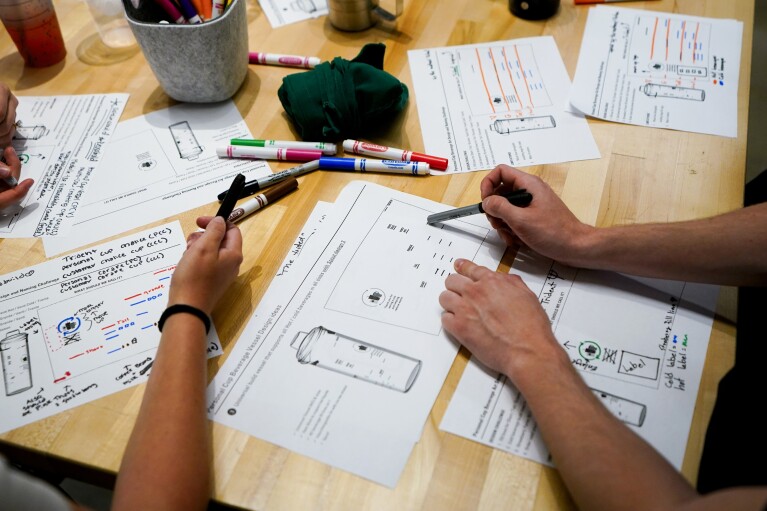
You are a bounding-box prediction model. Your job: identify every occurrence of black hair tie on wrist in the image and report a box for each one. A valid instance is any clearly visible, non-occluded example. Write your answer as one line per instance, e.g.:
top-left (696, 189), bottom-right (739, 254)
top-left (158, 304), bottom-right (211, 334)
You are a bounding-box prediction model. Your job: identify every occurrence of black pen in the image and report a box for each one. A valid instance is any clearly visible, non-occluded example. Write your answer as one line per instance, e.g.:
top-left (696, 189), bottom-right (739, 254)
top-left (216, 160), bottom-right (319, 201)
top-left (215, 173), bottom-right (246, 219)
top-left (426, 189), bottom-right (533, 225)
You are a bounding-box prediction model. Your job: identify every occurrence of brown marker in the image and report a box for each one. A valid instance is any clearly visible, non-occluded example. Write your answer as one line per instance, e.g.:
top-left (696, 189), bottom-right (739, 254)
top-left (227, 177), bottom-right (298, 222)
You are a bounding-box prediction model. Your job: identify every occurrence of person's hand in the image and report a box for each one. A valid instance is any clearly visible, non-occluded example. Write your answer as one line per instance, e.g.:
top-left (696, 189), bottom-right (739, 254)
top-left (480, 165), bottom-right (595, 266)
top-left (440, 258), bottom-right (562, 383)
top-left (0, 147), bottom-right (34, 209)
top-left (168, 216), bottom-right (243, 316)
top-left (0, 83), bottom-right (18, 147)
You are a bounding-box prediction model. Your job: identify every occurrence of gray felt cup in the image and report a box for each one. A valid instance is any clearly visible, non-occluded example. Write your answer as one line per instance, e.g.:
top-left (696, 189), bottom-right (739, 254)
top-left (123, 0), bottom-right (248, 102)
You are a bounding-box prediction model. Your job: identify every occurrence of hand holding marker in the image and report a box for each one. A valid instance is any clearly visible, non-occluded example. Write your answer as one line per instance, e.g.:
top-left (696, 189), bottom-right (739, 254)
top-left (426, 190), bottom-right (533, 225)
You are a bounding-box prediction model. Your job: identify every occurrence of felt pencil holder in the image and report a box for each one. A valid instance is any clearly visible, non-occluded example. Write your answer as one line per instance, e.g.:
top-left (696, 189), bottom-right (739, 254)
top-left (122, 0), bottom-right (248, 103)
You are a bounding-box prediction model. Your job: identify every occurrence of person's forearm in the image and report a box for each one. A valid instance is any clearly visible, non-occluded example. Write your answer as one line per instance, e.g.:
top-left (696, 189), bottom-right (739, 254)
top-left (112, 314), bottom-right (211, 511)
top-left (568, 203), bottom-right (767, 286)
top-left (510, 345), bottom-right (697, 511)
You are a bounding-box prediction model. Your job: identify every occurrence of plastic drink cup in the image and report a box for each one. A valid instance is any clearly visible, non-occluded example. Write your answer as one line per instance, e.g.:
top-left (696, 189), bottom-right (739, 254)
top-left (0, 0), bottom-right (67, 67)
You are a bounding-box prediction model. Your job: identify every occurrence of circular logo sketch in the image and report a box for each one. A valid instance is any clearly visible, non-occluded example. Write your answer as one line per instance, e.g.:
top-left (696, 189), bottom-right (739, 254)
top-left (578, 340), bottom-right (602, 361)
top-left (362, 288), bottom-right (386, 307)
top-left (57, 316), bottom-right (82, 335)
top-left (227, 408), bottom-right (237, 416)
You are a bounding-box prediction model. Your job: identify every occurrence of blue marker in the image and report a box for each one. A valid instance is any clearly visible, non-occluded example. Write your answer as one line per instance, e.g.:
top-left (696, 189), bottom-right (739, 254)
top-left (318, 156), bottom-right (429, 175)
top-left (176, 0), bottom-right (202, 23)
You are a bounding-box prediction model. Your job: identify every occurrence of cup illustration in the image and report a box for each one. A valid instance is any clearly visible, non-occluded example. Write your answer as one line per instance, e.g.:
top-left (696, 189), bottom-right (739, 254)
top-left (291, 326), bottom-right (421, 392)
top-left (1, 329), bottom-right (33, 396)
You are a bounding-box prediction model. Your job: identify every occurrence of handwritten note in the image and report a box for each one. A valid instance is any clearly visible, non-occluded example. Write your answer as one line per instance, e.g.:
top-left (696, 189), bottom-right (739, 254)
top-left (441, 248), bottom-right (719, 469)
top-left (0, 221), bottom-right (222, 434)
top-left (1, 94), bottom-right (128, 238)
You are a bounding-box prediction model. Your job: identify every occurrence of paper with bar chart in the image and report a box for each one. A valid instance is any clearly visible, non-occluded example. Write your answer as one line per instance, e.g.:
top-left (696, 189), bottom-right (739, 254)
top-left (569, 6), bottom-right (743, 137)
top-left (408, 36), bottom-right (599, 173)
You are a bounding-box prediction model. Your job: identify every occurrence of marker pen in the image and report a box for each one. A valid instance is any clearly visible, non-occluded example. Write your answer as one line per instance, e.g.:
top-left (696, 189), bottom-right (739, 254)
top-left (343, 140), bottom-right (449, 171)
top-left (152, 0), bottom-right (186, 23)
top-left (231, 138), bottom-right (336, 155)
top-left (0, 162), bottom-right (18, 188)
top-left (228, 177), bottom-right (299, 223)
top-left (176, 0), bottom-right (202, 23)
top-left (248, 52), bottom-right (322, 69)
top-left (318, 157), bottom-right (430, 175)
top-left (211, 0), bottom-right (225, 18)
top-left (426, 190), bottom-right (533, 225)
top-left (574, 0), bottom-right (658, 3)
top-left (216, 160), bottom-right (319, 201)
top-left (217, 146), bottom-right (323, 162)
top-left (215, 173), bottom-right (246, 220)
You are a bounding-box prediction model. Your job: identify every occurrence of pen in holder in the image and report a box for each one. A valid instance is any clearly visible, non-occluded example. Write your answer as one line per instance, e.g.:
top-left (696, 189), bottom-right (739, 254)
top-left (122, 0), bottom-right (248, 102)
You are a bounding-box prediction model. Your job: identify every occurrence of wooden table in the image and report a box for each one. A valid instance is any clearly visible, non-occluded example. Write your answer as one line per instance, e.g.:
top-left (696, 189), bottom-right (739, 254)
top-left (0, 0), bottom-right (754, 509)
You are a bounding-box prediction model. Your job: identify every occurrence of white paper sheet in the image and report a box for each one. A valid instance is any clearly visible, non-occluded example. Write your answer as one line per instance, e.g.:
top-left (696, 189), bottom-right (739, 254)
top-left (259, 0), bottom-right (327, 28)
top-left (441, 248), bottom-right (719, 469)
top-left (43, 101), bottom-right (272, 257)
top-left (569, 6), bottom-right (743, 137)
top-left (0, 221), bottom-right (223, 434)
top-left (207, 182), bottom-right (506, 486)
top-left (408, 37), bottom-right (600, 173)
top-left (1, 94), bottom-right (128, 238)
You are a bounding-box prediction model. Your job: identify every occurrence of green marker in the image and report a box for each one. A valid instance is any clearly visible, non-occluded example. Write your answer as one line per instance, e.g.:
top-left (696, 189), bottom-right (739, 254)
top-left (230, 138), bottom-right (337, 155)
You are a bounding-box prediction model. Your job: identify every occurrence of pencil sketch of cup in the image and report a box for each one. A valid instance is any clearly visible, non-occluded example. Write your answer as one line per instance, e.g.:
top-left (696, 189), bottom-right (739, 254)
top-left (13, 122), bottom-right (48, 141)
top-left (168, 121), bottom-right (203, 160)
top-left (291, 0), bottom-right (318, 12)
top-left (291, 326), bottom-right (421, 392)
top-left (491, 115), bottom-right (556, 134)
top-left (641, 83), bottom-right (705, 102)
top-left (1, 330), bottom-right (33, 396)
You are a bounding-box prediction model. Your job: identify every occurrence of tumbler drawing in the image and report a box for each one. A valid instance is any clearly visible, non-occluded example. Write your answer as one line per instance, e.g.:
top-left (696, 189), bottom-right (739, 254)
top-left (169, 121), bottom-right (203, 160)
top-left (491, 115), bottom-right (556, 134)
top-left (641, 84), bottom-right (705, 102)
top-left (291, 326), bottom-right (421, 392)
top-left (1, 330), bottom-right (32, 396)
top-left (13, 123), bottom-right (48, 140)
top-left (592, 388), bottom-right (646, 427)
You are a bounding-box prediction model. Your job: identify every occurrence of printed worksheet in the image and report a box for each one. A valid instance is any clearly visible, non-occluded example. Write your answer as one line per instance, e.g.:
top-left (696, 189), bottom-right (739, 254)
top-left (207, 182), bottom-right (506, 486)
top-left (259, 0), bottom-right (327, 28)
top-left (43, 101), bottom-right (271, 257)
top-left (408, 37), bottom-right (599, 173)
top-left (0, 221), bottom-right (222, 434)
top-left (1, 94), bottom-right (128, 238)
top-left (441, 248), bottom-right (719, 469)
top-left (569, 6), bottom-right (743, 137)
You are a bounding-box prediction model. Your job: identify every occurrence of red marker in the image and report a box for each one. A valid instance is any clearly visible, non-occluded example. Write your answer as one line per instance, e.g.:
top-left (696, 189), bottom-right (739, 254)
top-left (342, 140), bottom-right (449, 171)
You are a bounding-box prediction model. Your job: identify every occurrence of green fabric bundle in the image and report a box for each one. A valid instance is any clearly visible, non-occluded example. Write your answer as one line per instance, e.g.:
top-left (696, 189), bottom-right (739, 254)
top-left (277, 43), bottom-right (409, 142)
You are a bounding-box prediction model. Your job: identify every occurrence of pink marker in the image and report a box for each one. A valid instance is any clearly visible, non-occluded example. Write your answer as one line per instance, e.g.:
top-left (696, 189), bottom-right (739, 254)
top-left (342, 139), bottom-right (450, 171)
top-left (152, 0), bottom-right (187, 23)
top-left (249, 52), bottom-right (322, 69)
top-left (217, 145), bottom-right (323, 162)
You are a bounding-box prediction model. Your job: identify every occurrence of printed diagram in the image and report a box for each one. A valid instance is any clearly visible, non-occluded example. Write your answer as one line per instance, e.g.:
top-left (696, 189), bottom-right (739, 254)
top-left (629, 16), bottom-right (715, 101)
top-left (491, 116), bottom-right (556, 134)
top-left (168, 121), bottom-right (203, 160)
top-left (290, 0), bottom-right (321, 13)
top-left (536, 262), bottom-right (684, 389)
top-left (291, 326), bottom-right (421, 392)
top-left (38, 266), bottom-right (174, 383)
top-left (592, 388), bottom-right (647, 427)
top-left (324, 199), bottom-right (492, 335)
top-left (1, 330), bottom-right (33, 396)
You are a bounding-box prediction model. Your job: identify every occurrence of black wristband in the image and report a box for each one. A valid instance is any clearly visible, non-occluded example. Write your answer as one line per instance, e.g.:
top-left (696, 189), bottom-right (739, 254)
top-left (158, 304), bottom-right (211, 334)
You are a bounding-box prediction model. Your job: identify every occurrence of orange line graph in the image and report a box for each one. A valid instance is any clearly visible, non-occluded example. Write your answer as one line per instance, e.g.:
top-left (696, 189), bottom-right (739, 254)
top-left (650, 17), bottom-right (658, 59)
top-left (665, 18), bottom-right (670, 61)
top-left (514, 45), bottom-right (534, 109)
top-left (475, 48), bottom-right (496, 114)
top-left (488, 49), bottom-right (510, 112)
top-left (679, 21), bottom-right (686, 61)
top-left (501, 47), bottom-right (523, 110)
